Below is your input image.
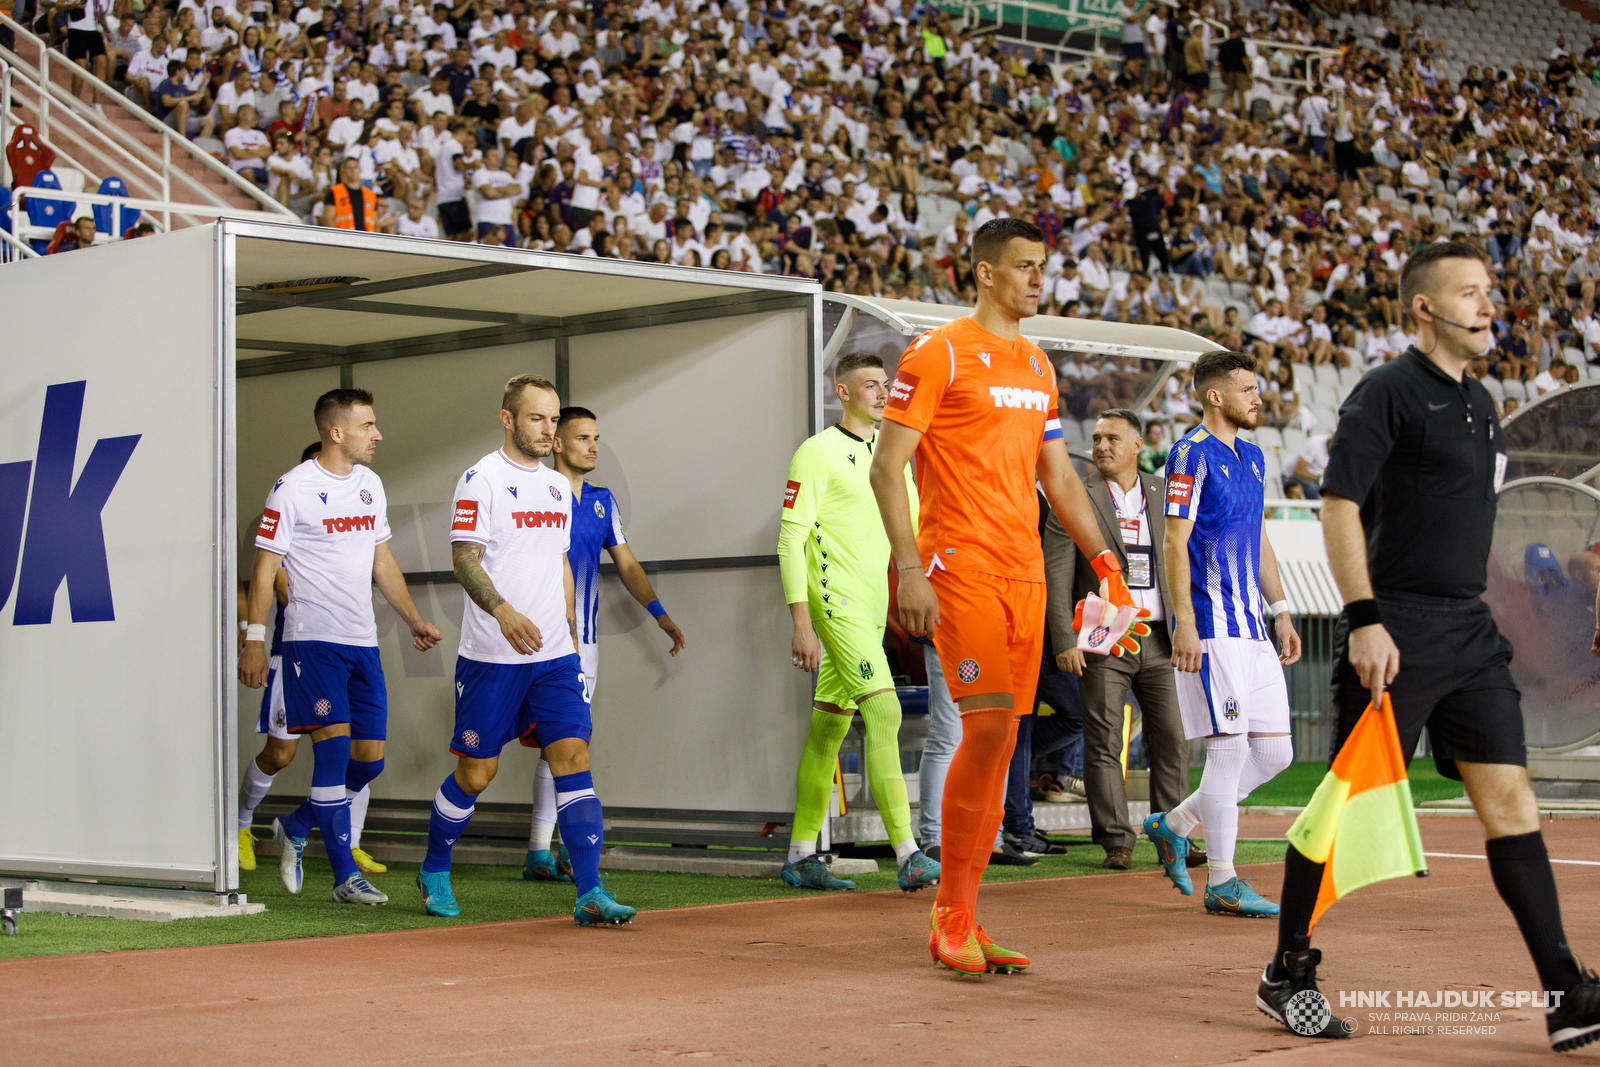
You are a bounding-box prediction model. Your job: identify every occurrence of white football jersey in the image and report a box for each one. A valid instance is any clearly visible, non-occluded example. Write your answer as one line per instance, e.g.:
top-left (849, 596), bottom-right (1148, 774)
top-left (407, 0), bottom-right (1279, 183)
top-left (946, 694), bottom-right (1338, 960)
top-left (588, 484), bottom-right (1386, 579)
top-left (450, 449), bottom-right (575, 665)
top-left (255, 459), bottom-right (391, 646)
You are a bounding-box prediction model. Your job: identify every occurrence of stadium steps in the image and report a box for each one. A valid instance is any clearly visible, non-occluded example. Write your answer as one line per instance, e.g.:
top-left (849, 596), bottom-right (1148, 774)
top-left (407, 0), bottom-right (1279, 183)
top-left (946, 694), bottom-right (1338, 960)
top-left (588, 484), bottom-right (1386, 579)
top-left (7, 33), bottom-right (260, 216)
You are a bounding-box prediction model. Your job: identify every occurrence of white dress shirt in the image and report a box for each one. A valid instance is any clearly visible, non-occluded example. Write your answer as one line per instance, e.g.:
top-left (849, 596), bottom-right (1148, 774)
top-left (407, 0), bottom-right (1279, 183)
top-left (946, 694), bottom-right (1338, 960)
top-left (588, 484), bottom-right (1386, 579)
top-left (1106, 476), bottom-right (1164, 622)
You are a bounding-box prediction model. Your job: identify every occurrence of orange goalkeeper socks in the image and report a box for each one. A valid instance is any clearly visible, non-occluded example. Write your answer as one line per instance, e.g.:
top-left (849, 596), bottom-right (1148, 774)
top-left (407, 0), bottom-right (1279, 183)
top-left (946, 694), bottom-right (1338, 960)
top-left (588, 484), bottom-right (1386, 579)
top-left (934, 707), bottom-right (1019, 914)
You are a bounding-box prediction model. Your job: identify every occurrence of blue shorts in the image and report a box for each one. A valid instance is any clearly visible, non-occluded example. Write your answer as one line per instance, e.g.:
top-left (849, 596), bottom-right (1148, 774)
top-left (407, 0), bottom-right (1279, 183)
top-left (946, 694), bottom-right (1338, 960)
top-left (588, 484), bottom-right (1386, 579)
top-left (281, 640), bottom-right (388, 740)
top-left (451, 653), bottom-right (591, 758)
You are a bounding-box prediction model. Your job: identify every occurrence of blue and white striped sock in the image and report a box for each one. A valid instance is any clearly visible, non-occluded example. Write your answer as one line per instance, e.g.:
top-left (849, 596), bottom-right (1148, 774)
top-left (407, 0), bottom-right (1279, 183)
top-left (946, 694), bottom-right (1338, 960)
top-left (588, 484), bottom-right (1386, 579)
top-left (310, 735), bottom-right (356, 883)
top-left (422, 774), bottom-right (476, 874)
top-left (555, 771), bottom-right (603, 895)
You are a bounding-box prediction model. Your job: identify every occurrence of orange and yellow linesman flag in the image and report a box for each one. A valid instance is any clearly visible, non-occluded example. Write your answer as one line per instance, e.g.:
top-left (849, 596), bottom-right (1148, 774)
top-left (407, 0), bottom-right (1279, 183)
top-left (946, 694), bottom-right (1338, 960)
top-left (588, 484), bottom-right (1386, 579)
top-left (1285, 694), bottom-right (1429, 932)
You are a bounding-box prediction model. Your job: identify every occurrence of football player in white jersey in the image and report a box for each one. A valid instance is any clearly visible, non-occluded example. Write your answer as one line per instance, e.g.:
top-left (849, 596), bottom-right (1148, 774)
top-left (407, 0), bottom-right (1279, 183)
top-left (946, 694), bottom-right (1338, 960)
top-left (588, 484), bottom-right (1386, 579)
top-left (416, 374), bottom-right (636, 925)
top-left (241, 389), bottom-right (442, 905)
top-left (236, 441), bottom-right (389, 878)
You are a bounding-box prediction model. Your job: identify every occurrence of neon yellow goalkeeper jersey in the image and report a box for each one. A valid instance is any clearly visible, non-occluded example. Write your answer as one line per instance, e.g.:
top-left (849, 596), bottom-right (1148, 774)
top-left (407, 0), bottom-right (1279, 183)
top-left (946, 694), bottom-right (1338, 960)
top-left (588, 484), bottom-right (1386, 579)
top-left (778, 424), bottom-right (917, 624)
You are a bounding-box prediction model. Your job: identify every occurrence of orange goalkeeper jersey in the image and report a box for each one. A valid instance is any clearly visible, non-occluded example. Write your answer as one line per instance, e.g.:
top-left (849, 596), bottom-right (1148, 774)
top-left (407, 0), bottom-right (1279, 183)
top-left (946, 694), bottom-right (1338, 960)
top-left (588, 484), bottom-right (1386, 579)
top-left (883, 316), bottom-right (1063, 582)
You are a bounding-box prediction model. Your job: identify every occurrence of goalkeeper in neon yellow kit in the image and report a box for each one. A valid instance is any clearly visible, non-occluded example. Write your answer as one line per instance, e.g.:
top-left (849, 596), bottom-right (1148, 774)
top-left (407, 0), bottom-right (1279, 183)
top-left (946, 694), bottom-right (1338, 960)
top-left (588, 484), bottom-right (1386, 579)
top-left (778, 351), bottom-right (939, 893)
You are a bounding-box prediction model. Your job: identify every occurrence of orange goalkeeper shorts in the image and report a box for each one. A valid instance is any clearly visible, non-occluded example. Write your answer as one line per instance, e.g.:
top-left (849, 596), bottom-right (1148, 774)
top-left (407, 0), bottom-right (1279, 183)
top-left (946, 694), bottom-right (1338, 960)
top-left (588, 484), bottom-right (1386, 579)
top-left (929, 567), bottom-right (1046, 715)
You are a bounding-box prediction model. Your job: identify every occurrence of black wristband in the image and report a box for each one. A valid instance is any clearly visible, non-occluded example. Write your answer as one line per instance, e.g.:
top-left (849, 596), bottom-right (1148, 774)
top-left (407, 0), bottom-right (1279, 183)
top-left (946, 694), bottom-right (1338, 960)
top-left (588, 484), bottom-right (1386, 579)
top-left (1343, 598), bottom-right (1382, 629)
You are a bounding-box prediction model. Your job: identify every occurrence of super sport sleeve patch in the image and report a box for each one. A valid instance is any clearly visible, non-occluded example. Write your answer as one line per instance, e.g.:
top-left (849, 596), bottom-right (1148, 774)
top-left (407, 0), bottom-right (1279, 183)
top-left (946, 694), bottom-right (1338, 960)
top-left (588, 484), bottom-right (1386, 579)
top-left (257, 508), bottom-right (281, 539)
top-left (452, 499), bottom-right (480, 531)
top-left (886, 371), bottom-right (920, 413)
top-left (1166, 474), bottom-right (1195, 508)
top-left (783, 479), bottom-right (802, 509)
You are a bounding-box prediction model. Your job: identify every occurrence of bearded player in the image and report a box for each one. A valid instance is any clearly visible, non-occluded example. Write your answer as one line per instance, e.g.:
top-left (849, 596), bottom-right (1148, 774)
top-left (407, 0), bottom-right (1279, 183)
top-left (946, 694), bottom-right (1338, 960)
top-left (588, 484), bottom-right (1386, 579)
top-left (1143, 350), bottom-right (1301, 918)
top-left (416, 374), bottom-right (635, 925)
top-left (870, 217), bottom-right (1148, 974)
top-left (780, 351), bottom-right (939, 894)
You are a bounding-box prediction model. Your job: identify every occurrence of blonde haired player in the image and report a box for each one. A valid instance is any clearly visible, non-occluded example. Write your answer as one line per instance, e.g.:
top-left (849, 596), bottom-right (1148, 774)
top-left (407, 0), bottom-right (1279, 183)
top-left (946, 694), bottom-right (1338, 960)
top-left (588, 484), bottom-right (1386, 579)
top-left (779, 351), bottom-right (939, 894)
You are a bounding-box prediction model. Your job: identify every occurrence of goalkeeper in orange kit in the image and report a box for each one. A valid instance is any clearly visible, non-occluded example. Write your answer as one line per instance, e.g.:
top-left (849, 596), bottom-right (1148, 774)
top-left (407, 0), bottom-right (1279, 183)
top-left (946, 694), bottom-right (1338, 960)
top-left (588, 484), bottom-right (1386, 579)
top-left (869, 217), bottom-right (1149, 975)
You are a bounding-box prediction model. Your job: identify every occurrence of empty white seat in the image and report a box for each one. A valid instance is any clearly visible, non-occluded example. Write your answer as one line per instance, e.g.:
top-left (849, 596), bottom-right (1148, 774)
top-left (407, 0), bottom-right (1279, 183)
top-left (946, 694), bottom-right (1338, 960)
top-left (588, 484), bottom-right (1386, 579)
top-left (1254, 426), bottom-right (1285, 453)
top-left (1282, 427), bottom-right (1309, 456)
top-left (1502, 378), bottom-right (1528, 402)
top-left (1338, 365), bottom-right (1364, 390)
top-left (1313, 363), bottom-right (1341, 387)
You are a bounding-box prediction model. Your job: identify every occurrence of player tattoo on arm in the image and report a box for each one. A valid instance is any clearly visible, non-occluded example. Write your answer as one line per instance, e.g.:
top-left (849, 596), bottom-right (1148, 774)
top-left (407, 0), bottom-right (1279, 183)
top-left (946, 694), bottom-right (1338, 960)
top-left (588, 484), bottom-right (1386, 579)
top-left (453, 541), bottom-right (506, 615)
top-left (455, 541), bottom-right (542, 655)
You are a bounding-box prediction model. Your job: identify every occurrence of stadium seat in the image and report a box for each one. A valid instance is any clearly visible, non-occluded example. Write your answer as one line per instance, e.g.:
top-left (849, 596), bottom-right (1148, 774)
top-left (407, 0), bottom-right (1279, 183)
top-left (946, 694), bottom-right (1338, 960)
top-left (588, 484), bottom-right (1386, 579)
top-left (92, 176), bottom-right (140, 237)
top-left (1061, 419), bottom-right (1085, 443)
top-left (1291, 363), bottom-right (1313, 390)
top-left (1481, 375), bottom-right (1506, 403)
top-left (5, 123), bottom-right (55, 190)
top-left (43, 220), bottom-right (76, 255)
top-left (1282, 427), bottom-right (1308, 456)
top-left (23, 171), bottom-right (74, 253)
top-left (1312, 364), bottom-right (1341, 388)
top-left (1502, 378), bottom-right (1528, 402)
top-left (1338, 365), bottom-right (1364, 390)
top-left (1254, 426), bottom-right (1284, 453)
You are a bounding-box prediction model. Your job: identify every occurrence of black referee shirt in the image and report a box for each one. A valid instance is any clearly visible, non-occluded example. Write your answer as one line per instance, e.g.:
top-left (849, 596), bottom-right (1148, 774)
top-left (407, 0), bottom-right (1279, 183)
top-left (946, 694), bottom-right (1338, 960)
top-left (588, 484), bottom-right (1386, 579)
top-left (1321, 347), bottom-right (1507, 599)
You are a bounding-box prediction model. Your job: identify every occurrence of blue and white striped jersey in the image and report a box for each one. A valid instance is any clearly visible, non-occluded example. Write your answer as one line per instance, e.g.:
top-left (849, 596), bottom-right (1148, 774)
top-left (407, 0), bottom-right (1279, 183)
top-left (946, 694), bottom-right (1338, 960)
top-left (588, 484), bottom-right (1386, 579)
top-left (1163, 426), bottom-right (1268, 641)
top-left (569, 482), bottom-right (626, 647)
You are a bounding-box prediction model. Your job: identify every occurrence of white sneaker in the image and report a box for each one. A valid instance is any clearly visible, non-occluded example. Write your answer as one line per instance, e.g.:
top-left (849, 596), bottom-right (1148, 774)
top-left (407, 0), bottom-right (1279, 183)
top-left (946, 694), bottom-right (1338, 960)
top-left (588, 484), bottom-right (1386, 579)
top-left (273, 817), bottom-right (304, 894)
top-left (332, 873), bottom-right (388, 905)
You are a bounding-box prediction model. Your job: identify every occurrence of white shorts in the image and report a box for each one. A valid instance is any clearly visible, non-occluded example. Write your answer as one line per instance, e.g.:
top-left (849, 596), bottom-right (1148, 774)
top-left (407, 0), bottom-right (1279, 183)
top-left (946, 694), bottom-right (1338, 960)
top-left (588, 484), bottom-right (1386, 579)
top-left (255, 654), bottom-right (296, 741)
top-left (579, 641), bottom-right (597, 703)
top-left (1175, 637), bottom-right (1291, 740)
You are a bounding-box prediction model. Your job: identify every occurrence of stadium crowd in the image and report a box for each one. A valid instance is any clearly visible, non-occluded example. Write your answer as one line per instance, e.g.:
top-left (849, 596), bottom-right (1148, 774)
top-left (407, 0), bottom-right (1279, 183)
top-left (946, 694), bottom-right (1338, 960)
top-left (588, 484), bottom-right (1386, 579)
top-left (16, 0), bottom-right (1600, 408)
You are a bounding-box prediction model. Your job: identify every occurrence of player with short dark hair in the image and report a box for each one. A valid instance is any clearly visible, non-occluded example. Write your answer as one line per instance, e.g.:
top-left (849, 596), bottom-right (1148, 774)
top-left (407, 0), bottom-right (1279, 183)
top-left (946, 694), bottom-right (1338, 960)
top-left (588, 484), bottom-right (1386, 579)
top-left (780, 351), bottom-right (939, 894)
top-left (1144, 350), bottom-right (1301, 916)
top-left (241, 390), bottom-right (442, 905)
top-left (1255, 239), bottom-right (1600, 1051)
top-left (518, 404), bottom-right (686, 882)
top-left (237, 441), bottom-right (388, 877)
top-left (871, 218), bottom-right (1146, 973)
top-left (416, 375), bottom-right (635, 925)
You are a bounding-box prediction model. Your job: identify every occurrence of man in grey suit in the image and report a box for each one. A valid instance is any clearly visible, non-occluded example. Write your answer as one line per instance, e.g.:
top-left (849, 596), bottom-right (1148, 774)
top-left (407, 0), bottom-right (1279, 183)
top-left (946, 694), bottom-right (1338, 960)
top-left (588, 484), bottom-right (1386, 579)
top-left (1042, 408), bottom-right (1194, 871)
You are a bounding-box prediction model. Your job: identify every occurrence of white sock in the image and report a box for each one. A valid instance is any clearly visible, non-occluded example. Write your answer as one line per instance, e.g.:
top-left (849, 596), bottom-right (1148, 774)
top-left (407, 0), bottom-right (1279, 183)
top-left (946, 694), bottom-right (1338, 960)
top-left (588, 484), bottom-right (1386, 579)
top-left (893, 838), bottom-right (920, 865)
top-left (1234, 735), bottom-right (1294, 804)
top-left (1165, 794), bottom-right (1201, 838)
top-left (347, 784), bottom-right (370, 849)
top-left (530, 759), bottom-right (556, 850)
top-left (788, 840), bottom-right (817, 863)
top-left (238, 762), bottom-right (275, 829)
top-left (1197, 733), bottom-right (1249, 886)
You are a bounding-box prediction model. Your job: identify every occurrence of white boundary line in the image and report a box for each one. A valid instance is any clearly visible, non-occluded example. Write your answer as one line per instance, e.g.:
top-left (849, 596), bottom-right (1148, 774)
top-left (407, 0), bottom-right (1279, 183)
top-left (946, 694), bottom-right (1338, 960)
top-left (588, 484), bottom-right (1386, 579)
top-left (1427, 852), bottom-right (1600, 867)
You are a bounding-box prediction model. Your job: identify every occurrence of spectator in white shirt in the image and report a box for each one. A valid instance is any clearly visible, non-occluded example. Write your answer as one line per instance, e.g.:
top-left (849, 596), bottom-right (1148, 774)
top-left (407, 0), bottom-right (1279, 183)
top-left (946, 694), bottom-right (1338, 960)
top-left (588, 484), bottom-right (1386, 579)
top-left (471, 146), bottom-right (520, 246)
top-left (325, 98), bottom-right (368, 152)
top-left (1286, 434), bottom-right (1330, 498)
top-left (394, 196), bottom-right (442, 239)
top-left (267, 130), bottom-right (313, 207)
top-left (224, 105), bottom-right (272, 186)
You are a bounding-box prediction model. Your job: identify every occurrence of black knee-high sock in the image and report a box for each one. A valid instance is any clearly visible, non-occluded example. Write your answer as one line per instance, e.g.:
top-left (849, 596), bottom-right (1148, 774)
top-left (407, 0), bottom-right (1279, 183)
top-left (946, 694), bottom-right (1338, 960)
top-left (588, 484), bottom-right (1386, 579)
top-left (1487, 831), bottom-right (1583, 994)
top-left (1268, 844), bottom-right (1325, 980)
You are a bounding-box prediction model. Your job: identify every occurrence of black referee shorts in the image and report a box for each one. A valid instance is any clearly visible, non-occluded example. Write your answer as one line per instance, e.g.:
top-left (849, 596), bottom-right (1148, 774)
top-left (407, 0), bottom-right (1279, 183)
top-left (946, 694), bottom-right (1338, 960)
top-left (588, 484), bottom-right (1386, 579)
top-left (1330, 591), bottom-right (1525, 781)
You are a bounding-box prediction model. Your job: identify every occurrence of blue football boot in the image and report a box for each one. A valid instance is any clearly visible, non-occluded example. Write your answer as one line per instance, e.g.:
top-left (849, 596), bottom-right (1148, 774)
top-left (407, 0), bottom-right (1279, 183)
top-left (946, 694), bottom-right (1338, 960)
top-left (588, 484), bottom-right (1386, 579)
top-left (1205, 876), bottom-right (1280, 917)
top-left (1142, 812), bottom-right (1193, 896)
top-left (575, 875), bottom-right (636, 925)
top-left (897, 850), bottom-right (940, 893)
top-left (416, 869), bottom-right (460, 917)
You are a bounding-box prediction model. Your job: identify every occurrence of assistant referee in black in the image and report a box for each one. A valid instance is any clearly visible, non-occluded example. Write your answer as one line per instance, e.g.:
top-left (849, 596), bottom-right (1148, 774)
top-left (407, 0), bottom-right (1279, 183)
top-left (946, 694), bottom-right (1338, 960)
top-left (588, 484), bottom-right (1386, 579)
top-left (1254, 241), bottom-right (1600, 1052)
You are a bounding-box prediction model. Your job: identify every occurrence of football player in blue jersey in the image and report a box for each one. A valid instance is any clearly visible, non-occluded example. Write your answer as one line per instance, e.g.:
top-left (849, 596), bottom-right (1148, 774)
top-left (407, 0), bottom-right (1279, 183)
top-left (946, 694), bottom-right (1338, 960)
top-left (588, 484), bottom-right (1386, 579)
top-left (515, 405), bottom-right (686, 882)
top-left (1143, 350), bottom-right (1302, 919)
